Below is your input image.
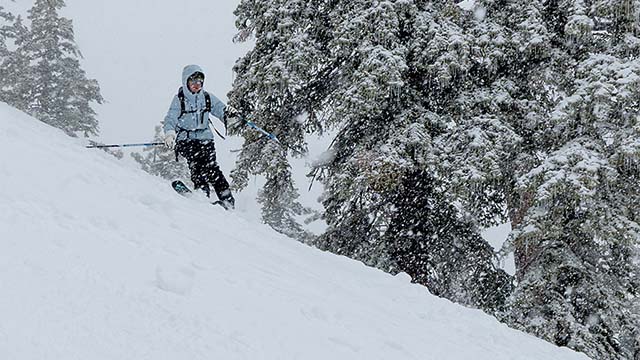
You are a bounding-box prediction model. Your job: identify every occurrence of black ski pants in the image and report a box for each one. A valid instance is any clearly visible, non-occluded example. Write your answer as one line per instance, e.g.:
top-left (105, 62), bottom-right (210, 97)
top-left (175, 139), bottom-right (233, 202)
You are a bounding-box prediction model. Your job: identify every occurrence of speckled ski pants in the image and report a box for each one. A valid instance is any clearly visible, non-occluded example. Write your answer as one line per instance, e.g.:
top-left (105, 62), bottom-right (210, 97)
top-left (175, 140), bottom-right (233, 202)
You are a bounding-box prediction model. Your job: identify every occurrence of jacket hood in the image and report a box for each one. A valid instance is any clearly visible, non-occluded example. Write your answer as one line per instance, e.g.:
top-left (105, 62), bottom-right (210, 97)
top-left (181, 64), bottom-right (205, 98)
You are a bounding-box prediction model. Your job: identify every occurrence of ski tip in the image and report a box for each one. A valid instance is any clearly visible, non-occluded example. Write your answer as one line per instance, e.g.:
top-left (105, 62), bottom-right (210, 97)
top-left (171, 180), bottom-right (192, 194)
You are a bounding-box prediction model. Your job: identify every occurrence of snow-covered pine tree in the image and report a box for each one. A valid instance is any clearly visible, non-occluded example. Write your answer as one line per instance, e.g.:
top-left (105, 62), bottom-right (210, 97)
top-left (0, 6), bottom-right (13, 101)
top-left (2, 15), bottom-right (31, 111)
top-left (310, 2), bottom-right (510, 312)
top-left (0, 6), bottom-right (13, 61)
top-left (504, 58), bottom-right (640, 360)
top-left (229, 0), bottom-right (328, 241)
top-left (481, 0), bottom-right (640, 357)
top-left (407, 0), bottom-right (640, 355)
top-left (382, 168), bottom-right (514, 312)
top-left (15, 0), bottom-right (103, 137)
top-left (131, 125), bottom-right (190, 181)
top-left (255, 141), bottom-right (315, 242)
top-left (231, 0), bottom-right (514, 313)
top-left (0, 7), bottom-right (29, 109)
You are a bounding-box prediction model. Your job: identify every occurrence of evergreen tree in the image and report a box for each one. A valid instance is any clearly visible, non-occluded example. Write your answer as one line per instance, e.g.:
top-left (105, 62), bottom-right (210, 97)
top-left (15, 0), bottom-right (103, 137)
top-left (255, 141), bottom-right (315, 242)
top-left (0, 6), bottom-right (13, 61)
top-left (229, 0), bottom-right (326, 241)
top-left (0, 6), bottom-right (12, 100)
top-left (412, 0), bottom-right (640, 356)
top-left (1, 14), bottom-right (30, 110)
top-left (131, 125), bottom-right (190, 181)
top-left (0, 6), bottom-right (28, 107)
top-left (384, 170), bottom-right (513, 312)
top-left (231, 0), bottom-right (514, 313)
top-left (503, 42), bottom-right (640, 360)
top-left (483, 0), bottom-right (640, 358)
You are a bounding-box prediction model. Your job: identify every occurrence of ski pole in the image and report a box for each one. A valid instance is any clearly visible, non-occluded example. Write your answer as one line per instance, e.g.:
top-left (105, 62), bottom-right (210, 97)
top-left (245, 120), bottom-right (279, 143)
top-left (86, 142), bottom-right (164, 149)
top-left (224, 103), bottom-right (278, 142)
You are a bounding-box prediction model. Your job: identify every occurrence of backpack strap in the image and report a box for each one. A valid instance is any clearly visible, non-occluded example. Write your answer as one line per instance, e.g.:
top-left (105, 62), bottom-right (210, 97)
top-left (204, 91), bottom-right (211, 113)
top-left (177, 87), bottom-right (186, 119)
top-left (177, 87), bottom-right (211, 122)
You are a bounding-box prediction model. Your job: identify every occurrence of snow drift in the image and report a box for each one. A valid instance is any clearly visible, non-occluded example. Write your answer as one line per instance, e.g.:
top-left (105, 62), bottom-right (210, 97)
top-left (0, 103), bottom-right (588, 359)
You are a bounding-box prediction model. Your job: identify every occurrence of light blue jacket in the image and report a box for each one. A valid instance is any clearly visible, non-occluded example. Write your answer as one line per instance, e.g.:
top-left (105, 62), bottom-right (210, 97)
top-left (163, 64), bottom-right (226, 141)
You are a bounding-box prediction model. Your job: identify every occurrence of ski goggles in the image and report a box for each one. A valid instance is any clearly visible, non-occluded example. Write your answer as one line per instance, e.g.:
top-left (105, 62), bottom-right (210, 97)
top-left (188, 78), bottom-right (204, 86)
top-left (187, 72), bottom-right (205, 85)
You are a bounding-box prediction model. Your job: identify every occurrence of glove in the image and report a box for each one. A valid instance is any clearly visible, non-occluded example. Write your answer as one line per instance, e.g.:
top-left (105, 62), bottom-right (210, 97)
top-left (224, 105), bottom-right (246, 134)
top-left (164, 130), bottom-right (177, 149)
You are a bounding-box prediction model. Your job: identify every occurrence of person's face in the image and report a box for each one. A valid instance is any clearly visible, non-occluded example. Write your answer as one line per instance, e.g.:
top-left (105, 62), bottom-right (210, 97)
top-left (188, 78), bottom-right (203, 93)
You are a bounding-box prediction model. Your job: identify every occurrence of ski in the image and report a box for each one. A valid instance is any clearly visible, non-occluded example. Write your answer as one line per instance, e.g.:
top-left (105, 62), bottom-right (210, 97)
top-left (171, 179), bottom-right (192, 195)
top-left (171, 180), bottom-right (231, 210)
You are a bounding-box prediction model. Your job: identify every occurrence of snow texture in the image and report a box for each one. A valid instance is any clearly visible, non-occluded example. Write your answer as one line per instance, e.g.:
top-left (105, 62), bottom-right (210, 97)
top-left (0, 103), bottom-right (590, 360)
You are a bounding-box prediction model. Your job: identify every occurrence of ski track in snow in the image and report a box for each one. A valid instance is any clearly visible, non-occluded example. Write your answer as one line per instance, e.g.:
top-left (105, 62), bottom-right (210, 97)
top-left (0, 103), bottom-right (590, 360)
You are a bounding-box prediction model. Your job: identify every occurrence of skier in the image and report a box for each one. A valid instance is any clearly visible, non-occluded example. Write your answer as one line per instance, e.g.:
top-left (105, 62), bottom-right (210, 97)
top-left (163, 64), bottom-right (238, 210)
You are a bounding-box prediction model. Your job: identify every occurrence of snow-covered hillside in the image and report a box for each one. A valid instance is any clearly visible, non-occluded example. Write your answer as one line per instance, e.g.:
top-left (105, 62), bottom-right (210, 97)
top-left (0, 103), bottom-right (589, 360)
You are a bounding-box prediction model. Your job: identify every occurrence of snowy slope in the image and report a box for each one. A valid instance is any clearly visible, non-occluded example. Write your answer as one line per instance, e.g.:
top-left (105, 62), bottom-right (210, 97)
top-left (0, 104), bottom-right (589, 360)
